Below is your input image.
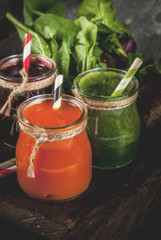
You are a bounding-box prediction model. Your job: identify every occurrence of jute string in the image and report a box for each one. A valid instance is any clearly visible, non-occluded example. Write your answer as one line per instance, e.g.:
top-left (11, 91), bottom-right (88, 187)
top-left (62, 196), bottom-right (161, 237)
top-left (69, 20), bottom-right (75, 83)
top-left (0, 68), bottom-right (55, 116)
top-left (19, 120), bottom-right (87, 178)
top-left (72, 88), bottom-right (138, 111)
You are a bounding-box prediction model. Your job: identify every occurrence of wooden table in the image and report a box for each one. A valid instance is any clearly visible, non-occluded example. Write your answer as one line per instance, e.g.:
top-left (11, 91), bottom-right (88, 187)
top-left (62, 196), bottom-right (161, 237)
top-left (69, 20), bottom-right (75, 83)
top-left (0, 70), bottom-right (161, 240)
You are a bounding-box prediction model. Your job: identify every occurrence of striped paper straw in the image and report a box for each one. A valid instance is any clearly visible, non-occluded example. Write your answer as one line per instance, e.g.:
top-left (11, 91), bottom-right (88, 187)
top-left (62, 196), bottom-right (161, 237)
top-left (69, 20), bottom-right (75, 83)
top-left (111, 57), bottom-right (143, 97)
top-left (53, 75), bottom-right (63, 109)
top-left (0, 158), bottom-right (16, 171)
top-left (0, 165), bottom-right (17, 178)
top-left (23, 33), bottom-right (32, 70)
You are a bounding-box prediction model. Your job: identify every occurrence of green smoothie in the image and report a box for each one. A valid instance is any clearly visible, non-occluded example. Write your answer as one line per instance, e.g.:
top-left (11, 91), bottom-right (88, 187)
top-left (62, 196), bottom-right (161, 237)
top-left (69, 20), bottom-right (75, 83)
top-left (73, 68), bottom-right (140, 169)
top-left (78, 71), bottom-right (132, 97)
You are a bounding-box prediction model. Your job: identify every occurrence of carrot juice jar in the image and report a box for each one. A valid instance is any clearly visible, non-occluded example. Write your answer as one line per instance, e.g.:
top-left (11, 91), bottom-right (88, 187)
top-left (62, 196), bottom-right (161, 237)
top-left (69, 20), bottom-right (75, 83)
top-left (16, 94), bottom-right (92, 202)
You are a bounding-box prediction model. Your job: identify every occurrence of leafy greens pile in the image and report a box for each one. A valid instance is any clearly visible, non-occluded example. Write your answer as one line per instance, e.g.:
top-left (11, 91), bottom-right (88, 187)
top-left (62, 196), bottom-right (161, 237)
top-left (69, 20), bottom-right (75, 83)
top-left (6, 0), bottom-right (161, 93)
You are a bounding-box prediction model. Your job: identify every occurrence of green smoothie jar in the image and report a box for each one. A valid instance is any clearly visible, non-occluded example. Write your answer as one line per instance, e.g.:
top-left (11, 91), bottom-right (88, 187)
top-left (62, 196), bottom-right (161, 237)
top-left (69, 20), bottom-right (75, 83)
top-left (72, 68), bottom-right (141, 169)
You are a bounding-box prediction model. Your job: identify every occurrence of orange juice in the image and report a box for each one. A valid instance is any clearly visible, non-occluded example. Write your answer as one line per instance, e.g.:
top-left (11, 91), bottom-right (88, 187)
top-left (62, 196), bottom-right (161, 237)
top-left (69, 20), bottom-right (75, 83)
top-left (16, 94), bottom-right (92, 201)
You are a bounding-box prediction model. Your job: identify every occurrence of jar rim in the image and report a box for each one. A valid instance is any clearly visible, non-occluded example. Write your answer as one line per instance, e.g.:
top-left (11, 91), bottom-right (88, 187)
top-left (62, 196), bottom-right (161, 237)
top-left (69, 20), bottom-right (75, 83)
top-left (17, 94), bottom-right (87, 132)
top-left (73, 68), bottom-right (139, 101)
top-left (0, 54), bottom-right (56, 82)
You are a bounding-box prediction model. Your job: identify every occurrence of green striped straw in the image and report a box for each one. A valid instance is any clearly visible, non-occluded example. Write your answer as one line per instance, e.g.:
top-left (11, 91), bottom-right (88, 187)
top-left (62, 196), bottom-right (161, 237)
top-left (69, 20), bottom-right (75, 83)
top-left (0, 157), bottom-right (16, 170)
top-left (111, 57), bottom-right (143, 97)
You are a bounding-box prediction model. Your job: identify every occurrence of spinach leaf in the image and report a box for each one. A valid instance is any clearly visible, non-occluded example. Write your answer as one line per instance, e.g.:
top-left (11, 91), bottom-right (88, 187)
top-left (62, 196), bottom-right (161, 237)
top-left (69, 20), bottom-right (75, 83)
top-left (127, 53), bottom-right (154, 67)
top-left (98, 32), bottom-right (128, 58)
top-left (73, 16), bottom-right (98, 73)
top-left (57, 39), bottom-right (72, 92)
top-left (57, 39), bottom-right (71, 78)
top-left (23, 0), bottom-right (64, 26)
top-left (138, 64), bottom-right (154, 81)
top-left (78, 0), bottom-right (130, 64)
top-left (155, 58), bottom-right (161, 74)
top-left (6, 13), bottom-right (51, 57)
top-left (79, 0), bottom-right (131, 37)
top-left (96, 0), bottom-right (131, 37)
top-left (78, 0), bottom-right (98, 18)
top-left (93, 45), bottom-right (103, 65)
top-left (33, 14), bottom-right (79, 48)
top-left (50, 38), bottom-right (59, 63)
top-left (127, 53), bottom-right (154, 81)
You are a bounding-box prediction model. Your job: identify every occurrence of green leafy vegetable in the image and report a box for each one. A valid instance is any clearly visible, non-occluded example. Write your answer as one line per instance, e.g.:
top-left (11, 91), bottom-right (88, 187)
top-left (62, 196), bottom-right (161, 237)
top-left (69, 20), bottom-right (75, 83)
top-left (57, 39), bottom-right (71, 78)
top-left (78, 0), bottom-right (98, 18)
top-left (79, 0), bottom-right (130, 60)
top-left (23, 0), bottom-right (64, 26)
top-left (127, 53), bottom-right (154, 67)
top-left (6, 13), bottom-right (51, 57)
top-left (79, 0), bottom-right (131, 37)
top-left (33, 13), bottom-right (79, 47)
top-left (6, 0), bottom-right (161, 95)
top-left (127, 53), bottom-right (154, 81)
top-left (98, 32), bottom-right (128, 59)
top-left (155, 58), bottom-right (161, 74)
top-left (96, 0), bottom-right (131, 36)
top-left (73, 16), bottom-right (98, 73)
top-left (50, 38), bottom-right (59, 63)
top-left (32, 13), bottom-right (80, 91)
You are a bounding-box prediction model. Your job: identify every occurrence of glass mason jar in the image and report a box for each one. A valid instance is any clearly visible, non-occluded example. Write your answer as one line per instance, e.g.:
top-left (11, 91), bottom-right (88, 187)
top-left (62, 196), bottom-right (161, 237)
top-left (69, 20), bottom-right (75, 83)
top-left (16, 94), bottom-right (92, 202)
top-left (72, 68), bottom-right (141, 169)
top-left (0, 54), bottom-right (56, 148)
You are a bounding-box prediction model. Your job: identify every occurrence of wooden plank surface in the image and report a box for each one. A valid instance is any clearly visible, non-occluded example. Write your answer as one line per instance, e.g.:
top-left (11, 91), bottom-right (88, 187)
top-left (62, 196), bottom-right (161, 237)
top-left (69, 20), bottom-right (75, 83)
top-left (0, 70), bottom-right (161, 240)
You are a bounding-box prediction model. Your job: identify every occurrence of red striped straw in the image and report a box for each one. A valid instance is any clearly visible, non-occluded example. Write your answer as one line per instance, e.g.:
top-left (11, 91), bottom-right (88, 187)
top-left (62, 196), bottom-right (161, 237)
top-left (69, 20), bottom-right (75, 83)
top-left (0, 165), bottom-right (17, 178)
top-left (23, 33), bottom-right (32, 70)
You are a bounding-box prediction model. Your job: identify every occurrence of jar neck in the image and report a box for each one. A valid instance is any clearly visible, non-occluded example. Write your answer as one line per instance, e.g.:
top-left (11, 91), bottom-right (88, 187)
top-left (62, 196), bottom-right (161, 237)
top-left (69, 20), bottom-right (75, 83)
top-left (72, 68), bottom-right (139, 111)
top-left (17, 94), bottom-right (87, 134)
top-left (0, 54), bottom-right (56, 83)
top-left (73, 68), bottom-right (139, 102)
top-left (72, 88), bottom-right (138, 111)
top-left (0, 68), bottom-right (56, 117)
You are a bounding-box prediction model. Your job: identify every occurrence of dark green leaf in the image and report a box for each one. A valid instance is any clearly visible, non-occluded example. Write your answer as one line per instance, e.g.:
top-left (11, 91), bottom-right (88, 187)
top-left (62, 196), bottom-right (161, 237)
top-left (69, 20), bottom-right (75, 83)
top-left (57, 39), bottom-right (72, 92)
top-left (95, 62), bottom-right (107, 68)
top-left (50, 38), bottom-right (59, 63)
top-left (127, 53), bottom-right (154, 67)
top-left (33, 14), bottom-right (79, 47)
top-left (98, 32), bottom-right (127, 58)
top-left (127, 53), bottom-right (154, 82)
top-left (138, 64), bottom-right (154, 82)
top-left (73, 16), bottom-right (98, 73)
top-left (6, 12), bottom-right (51, 57)
top-left (23, 0), bottom-right (64, 26)
top-left (78, 0), bottom-right (98, 17)
top-left (57, 39), bottom-right (71, 78)
top-left (96, 0), bottom-right (131, 36)
top-left (93, 45), bottom-right (103, 59)
top-left (155, 58), bottom-right (161, 74)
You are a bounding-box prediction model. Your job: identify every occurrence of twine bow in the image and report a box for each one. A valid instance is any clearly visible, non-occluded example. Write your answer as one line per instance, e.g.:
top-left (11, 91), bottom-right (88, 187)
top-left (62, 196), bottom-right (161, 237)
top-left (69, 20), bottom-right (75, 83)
top-left (0, 69), bottom-right (56, 117)
top-left (19, 120), bottom-right (87, 178)
top-left (0, 69), bottom-right (28, 116)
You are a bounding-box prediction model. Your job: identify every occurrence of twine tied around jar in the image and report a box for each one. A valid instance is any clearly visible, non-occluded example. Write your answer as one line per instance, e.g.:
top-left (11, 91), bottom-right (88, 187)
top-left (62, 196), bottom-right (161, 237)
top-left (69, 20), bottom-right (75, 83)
top-left (19, 119), bottom-right (87, 178)
top-left (72, 88), bottom-right (138, 111)
top-left (0, 68), bottom-right (55, 116)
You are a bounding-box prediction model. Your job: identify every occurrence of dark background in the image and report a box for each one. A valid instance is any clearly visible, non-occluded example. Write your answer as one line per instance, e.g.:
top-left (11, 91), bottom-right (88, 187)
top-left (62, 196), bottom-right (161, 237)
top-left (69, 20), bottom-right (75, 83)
top-left (0, 0), bottom-right (161, 239)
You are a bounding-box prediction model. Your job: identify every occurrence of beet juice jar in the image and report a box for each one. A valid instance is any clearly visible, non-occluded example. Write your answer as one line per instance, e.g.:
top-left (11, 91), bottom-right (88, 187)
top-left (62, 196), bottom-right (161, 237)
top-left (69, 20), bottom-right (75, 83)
top-left (0, 54), bottom-right (56, 148)
top-left (16, 94), bottom-right (92, 202)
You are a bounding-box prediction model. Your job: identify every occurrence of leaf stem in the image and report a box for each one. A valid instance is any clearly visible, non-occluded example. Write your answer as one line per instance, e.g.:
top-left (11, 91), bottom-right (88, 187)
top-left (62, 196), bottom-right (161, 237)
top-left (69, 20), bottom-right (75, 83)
top-left (31, 9), bottom-right (44, 17)
top-left (117, 48), bottom-right (128, 59)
